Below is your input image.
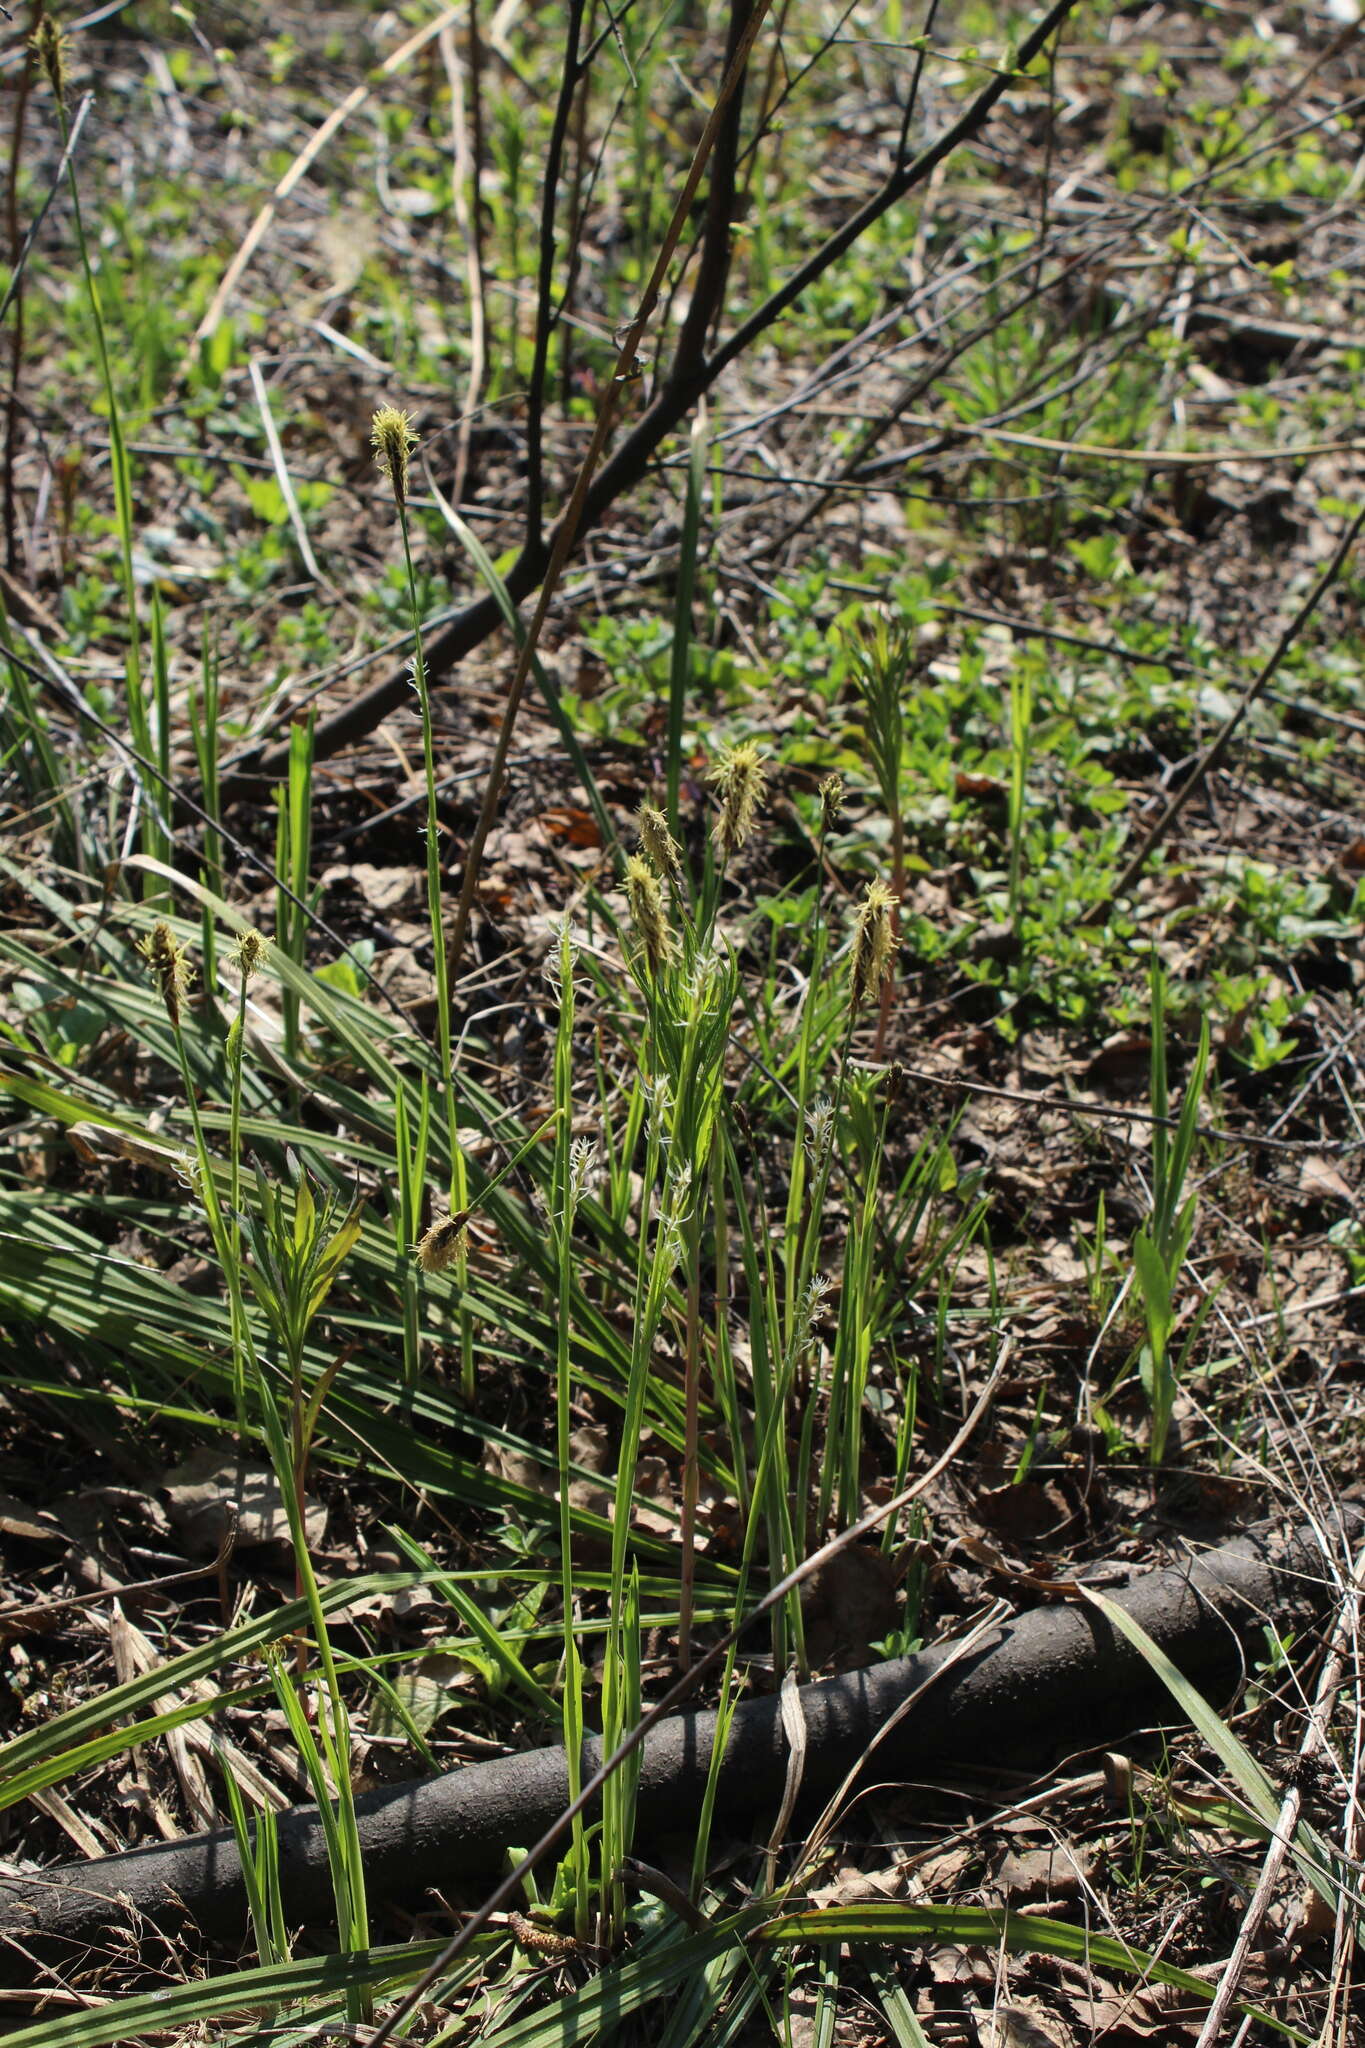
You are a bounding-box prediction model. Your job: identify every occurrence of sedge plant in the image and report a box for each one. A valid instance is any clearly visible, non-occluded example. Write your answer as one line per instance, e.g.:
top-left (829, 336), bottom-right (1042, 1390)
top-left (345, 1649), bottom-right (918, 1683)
top-left (1133, 961), bottom-right (1211, 1463)
top-left (138, 919), bottom-right (372, 2016)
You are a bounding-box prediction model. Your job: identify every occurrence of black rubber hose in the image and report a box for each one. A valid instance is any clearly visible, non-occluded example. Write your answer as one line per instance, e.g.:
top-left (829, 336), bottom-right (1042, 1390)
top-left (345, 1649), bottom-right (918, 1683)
top-left (0, 1520), bottom-right (1336, 1965)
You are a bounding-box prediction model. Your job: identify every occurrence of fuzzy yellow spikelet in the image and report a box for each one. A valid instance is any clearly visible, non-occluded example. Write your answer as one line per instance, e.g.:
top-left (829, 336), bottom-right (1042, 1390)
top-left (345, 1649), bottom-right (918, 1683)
top-left (710, 741), bottom-right (767, 861)
top-left (140, 921), bottom-right (193, 1029)
top-left (624, 854), bottom-right (677, 976)
top-left (371, 406), bottom-right (417, 509)
top-left (850, 880), bottom-right (897, 1011)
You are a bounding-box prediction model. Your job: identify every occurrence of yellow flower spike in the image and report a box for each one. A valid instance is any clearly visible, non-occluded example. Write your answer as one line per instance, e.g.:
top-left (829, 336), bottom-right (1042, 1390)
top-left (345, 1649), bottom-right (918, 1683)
top-left (370, 405), bottom-right (417, 510)
top-left (232, 929), bottom-right (267, 982)
top-left (710, 740), bottom-right (767, 862)
top-left (417, 1210), bottom-right (470, 1274)
top-left (637, 802), bottom-right (684, 886)
top-left (624, 853), bottom-right (677, 977)
top-left (139, 921), bottom-right (193, 1029)
top-left (850, 879), bottom-right (898, 1012)
top-left (32, 19), bottom-right (69, 105)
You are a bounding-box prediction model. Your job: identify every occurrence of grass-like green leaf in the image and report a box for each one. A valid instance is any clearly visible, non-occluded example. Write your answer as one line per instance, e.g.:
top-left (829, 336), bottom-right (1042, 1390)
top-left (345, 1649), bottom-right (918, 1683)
top-left (1077, 1585), bottom-right (1358, 1939)
top-left (0, 1938), bottom-right (468, 2048)
top-left (757, 1904), bottom-right (1306, 2040)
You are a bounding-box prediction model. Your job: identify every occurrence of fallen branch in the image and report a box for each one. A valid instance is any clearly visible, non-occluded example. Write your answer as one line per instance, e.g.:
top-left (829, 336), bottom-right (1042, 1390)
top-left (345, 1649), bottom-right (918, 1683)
top-left (0, 1519), bottom-right (1336, 1971)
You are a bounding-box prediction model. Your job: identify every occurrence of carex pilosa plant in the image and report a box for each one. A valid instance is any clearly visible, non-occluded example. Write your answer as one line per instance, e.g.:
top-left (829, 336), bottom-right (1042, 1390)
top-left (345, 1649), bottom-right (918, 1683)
top-left (1133, 960), bottom-right (1212, 1464)
top-left (11, 0), bottom-right (1298, 2024)
top-left (138, 921), bottom-right (372, 2013)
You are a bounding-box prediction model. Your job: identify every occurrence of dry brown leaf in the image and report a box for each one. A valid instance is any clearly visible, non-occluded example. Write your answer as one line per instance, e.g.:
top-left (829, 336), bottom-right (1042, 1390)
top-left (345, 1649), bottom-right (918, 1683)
top-left (1298, 1156), bottom-right (1354, 1205)
top-left (956, 771), bottom-right (1007, 802)
top-left (161, 1452), bottom-right (326, 1557)
top-left (977, 2004), bottom-right (1069, 2048)
top-left (483, 1442), bottom-right (550, 1496)
top-left (632, 1455), bottom-right (677, 1537)
top-left (1042, 1241), bottom-right (1088, 1286)
top-left (565, 1423), bottom-right (614, 1523)
top-left (0, 1491), bottom-right (63, 1545)
top-left (975, 1481), bottom-right (1071, 1546)
top-left (928, 1942), bottom-right (995, 1993)
top-left (985, 1842), bottom-right (1098, 1904)
top-left (908, 1845), bottom-right (975, 1896)
top-left (809, 1862), bottom-right (906, 1910)
top-left (539, 804), bottom-right (602, 849)
top-left (319, 862), bottom-right (423, 915)
top-left (982, 1998), bottom-right (1080, 2048)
